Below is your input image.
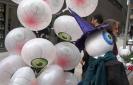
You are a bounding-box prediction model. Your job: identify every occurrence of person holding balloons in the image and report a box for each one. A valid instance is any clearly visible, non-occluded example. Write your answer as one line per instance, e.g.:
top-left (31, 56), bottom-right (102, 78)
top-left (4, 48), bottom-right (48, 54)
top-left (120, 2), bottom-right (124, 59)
top-left (81, 14), bottom-right (104, 79)
top-left (69, 9), bottom-right (129, 85)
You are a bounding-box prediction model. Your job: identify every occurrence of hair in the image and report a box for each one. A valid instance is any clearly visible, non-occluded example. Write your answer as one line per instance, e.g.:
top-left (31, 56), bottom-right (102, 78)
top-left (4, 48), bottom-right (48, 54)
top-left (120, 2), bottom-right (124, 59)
top-left (92, 14), bottom-right (104, 24)
top-left (104, 19), bottom-right (120, 36)
top-left (104, 19), bottom-right (117, 27)
top-left (103, 19), bottom-right (119, 55)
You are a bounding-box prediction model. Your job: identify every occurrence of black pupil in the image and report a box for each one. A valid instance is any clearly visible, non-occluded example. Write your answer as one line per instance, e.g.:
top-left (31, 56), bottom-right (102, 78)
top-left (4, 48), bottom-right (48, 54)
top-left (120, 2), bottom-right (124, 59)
top-left (108, 34), bottom-right (112, 39)
top-left (58, 32), bottom-right (72, 41)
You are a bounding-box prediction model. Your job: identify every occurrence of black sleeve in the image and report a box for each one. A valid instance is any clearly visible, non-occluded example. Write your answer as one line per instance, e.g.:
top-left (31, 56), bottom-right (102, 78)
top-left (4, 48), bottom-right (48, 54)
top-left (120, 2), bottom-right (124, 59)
top-left (75, 33), bottom-right (88, 52)
top-left (105, 61), bottom-right (129, 85)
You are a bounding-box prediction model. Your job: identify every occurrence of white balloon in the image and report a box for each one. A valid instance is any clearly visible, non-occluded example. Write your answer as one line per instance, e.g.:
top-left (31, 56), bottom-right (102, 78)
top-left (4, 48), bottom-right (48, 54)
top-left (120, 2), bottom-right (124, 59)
top-left (0, 55), bottom-right (25, 85)
top-left (116, 55), bottom-right (125, 64)
top-left (118, 46), bottom-right (131, 56)
top-left (66, 0), bottom-right (98, 17)
top-left (44, 0), bottom-right (64, 14)
top-left (10, 67), bottom-right (35, 85)
top-left (5, 27), bottom-right (36, 55)
top-left (17, 0), bottom-right (52, 31)
top-left (54, 15), bottom-right (83, 41)
top-left (21, 38), bottom-right (56, 66)
top-left (64, 72), bottom-right (78, 85)
top-left (85, 31), bottom-right (114, 57)
top-left (55, 42), bottom-right (81, 70)
top-left (12, 0), bottom-right (23, 4)
top-left (37, 65), bottom-right (65, 85)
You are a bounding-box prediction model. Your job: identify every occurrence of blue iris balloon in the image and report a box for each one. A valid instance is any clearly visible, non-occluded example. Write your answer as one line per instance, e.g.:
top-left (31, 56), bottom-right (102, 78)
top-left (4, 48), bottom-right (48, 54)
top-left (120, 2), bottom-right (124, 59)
top-left (102, 31), bottom-right (113, 45)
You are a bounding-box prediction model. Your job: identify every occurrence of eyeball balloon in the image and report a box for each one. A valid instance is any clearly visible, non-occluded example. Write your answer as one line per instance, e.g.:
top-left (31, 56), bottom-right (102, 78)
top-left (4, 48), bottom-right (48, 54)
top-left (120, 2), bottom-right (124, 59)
top-left (66, 0), bottom-right (98, 17)
top-left (12, 0), bottom-right (23, 4)
top-left (116, 55), bottom-right (125, 64)
top-left (5, 27), bottom-right (36, 55)
top-left (10, 67), bottom-right (35, 85)
top-left (37, 65), bottom-right (65, 85)
top-left (64, 72), bottom-right (78, 85)
top-left (17, 0), bottom-right (52, 31)
top-left (85, 31), bottom-right (114, 57)
top-left (44, 0), bottom-right (64, 14)
top-left (55, 42), bottom-right (81, 70)
top-left (118, 46), bottom-right (131, 56)
top-left (54, 15), bottom-right (83, 41)
top-left (0, 55), bottom-right (25, 85)
top-left (21, 38), bottom-right (56, 68)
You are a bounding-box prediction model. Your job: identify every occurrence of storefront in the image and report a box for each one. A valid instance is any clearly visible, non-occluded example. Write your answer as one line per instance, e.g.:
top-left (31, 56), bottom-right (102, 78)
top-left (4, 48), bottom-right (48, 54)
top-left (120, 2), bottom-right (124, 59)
top-left (0, 0), bottom-right (20, 51)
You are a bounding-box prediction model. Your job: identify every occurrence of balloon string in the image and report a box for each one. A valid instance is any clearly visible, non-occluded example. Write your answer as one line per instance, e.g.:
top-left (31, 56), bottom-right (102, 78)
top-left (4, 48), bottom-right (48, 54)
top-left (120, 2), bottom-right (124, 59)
top-left (55, 7), bottom-right (68, 15)
top-left (62, 7), bottom-right (69, 12)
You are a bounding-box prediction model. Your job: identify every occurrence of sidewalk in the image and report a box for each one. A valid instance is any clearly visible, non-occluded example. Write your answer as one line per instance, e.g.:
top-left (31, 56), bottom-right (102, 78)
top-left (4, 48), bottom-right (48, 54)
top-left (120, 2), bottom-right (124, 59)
top-left (0, 52), bottom-right (8, 61)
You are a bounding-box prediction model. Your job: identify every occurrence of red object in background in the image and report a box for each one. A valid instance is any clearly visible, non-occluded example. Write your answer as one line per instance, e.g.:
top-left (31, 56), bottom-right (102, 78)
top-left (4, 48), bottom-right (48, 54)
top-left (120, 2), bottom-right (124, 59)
top-left (127, 65), bottom-right (133, 71)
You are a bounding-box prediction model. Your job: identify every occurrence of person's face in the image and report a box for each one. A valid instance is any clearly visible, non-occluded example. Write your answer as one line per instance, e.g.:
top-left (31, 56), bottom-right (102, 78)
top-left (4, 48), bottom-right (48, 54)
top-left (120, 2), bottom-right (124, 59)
top-left (112, 22), bottom-right (119, 36)
top-left (91, 18), bottom-right (97, 26)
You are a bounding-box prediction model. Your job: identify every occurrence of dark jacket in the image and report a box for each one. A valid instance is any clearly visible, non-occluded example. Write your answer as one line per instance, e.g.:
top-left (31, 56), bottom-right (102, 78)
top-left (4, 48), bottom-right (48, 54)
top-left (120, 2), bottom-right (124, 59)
top-left (105, 60), bottom-right (129, 85)
top-left (77, 31), bottom-right (118, 78)
top-left (78, 52), bottom-right (129, 85)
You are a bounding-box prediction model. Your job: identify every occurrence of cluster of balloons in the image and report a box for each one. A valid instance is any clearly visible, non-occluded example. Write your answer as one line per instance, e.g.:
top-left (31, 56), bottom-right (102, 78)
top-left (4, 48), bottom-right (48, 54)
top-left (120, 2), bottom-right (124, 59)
top-left (8, 0), bottom-right (133, 84)
top-left (1, 24), bottom-right (83, 84)
top-left (0, 0), bottom-right (100, 85)
top-left (11, 0), bottom-right (98, 41)
top-left (12, 0), bottom-right (98, 17)
top-left (1, 27), bottom-right (81, 85)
